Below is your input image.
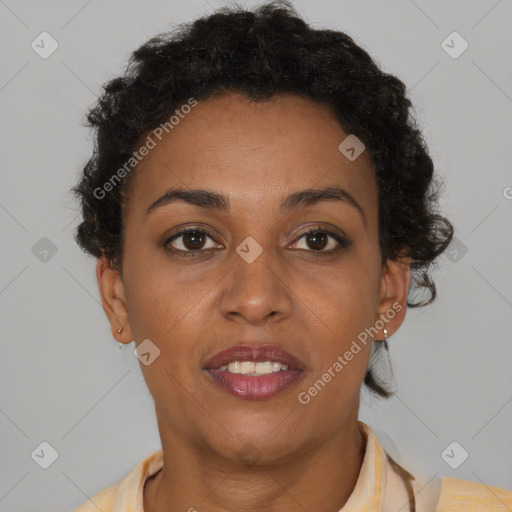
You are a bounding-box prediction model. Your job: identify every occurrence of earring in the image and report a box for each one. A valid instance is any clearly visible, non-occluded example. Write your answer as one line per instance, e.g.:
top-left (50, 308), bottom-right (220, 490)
top-left (376, 328), bottom-right (389, 350)
top-left (116, 326), bottom-right (124, 350)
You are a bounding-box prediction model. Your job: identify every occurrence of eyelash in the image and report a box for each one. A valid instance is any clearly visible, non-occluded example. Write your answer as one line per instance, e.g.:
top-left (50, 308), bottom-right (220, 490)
top-left (164, 226), bottom-right (350, 258)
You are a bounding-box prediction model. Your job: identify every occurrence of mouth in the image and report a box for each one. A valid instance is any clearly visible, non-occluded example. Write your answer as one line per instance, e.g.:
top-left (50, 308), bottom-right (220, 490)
top-left (203, 344), bottom-right (305, 401)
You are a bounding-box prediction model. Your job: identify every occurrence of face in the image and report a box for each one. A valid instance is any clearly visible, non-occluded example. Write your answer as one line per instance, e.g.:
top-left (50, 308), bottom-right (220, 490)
top-left (98, 92), bottom-right (410, 464)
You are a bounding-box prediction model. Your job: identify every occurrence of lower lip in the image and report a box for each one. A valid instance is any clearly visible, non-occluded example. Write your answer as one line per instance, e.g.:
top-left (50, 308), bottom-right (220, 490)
top-left (205, 369), bottom-right (303, 400)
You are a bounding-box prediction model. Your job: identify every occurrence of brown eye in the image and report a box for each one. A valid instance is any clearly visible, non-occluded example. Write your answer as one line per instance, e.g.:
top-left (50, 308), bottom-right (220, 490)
top-left (182, 231), bottom-right (206, 250)
top-left (304, 231), bottom-right (329, 251)
top-left (290, 228), bottom-right (349, 253)
top-left (166, 229), bottom-right (221, 253)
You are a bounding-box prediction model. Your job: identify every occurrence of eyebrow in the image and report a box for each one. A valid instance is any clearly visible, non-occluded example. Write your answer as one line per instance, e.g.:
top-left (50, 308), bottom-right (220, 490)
top-left (146, 185), bottom-right (366, 226)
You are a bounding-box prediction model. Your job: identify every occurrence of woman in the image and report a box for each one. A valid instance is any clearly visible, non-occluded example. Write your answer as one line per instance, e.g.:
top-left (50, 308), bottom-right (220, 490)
top-left (71, 2), bottom-right (512, 511)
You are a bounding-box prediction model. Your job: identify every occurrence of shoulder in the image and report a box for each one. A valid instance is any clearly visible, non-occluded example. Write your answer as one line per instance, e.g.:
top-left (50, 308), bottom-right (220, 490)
top-left (71, 449), bottom-right (164, 512)
top-left (436, 476), bottom-right (512, 511)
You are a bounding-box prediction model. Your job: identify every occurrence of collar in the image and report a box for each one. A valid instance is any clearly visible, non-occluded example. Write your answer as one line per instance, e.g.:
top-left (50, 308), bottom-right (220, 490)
top-left (340, 420), bottom-right (387, 511)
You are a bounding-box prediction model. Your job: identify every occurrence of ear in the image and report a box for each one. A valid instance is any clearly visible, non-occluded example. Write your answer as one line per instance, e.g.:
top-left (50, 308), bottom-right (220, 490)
top-left (376, 255), bottom-right (412, 339)
top-left (96, 255), bottom-right (133, 344)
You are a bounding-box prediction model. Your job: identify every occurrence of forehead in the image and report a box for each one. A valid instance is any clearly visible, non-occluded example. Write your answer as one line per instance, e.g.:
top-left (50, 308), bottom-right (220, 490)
top-left (124, 92), bottom-right (377, 221)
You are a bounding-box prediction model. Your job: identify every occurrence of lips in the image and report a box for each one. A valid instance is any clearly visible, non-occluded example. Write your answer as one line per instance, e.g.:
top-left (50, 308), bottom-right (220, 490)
top-left (203, 344), bottom-right (306, 400)
top-left (203, 344), bottom-right (305, 371)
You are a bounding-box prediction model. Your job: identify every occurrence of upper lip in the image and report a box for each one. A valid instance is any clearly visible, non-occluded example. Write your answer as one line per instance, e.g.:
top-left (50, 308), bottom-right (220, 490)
top-left (204, 344), bottom-right (305, 371)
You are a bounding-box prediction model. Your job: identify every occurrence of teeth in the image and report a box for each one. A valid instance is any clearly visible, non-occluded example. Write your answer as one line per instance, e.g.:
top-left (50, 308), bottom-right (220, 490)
top-left (240, 361), bottom-right (254, 374)
top-left (227, 361), bottom-right (241, 374)
top-left (218, 360), bottom-right (290, 375)
top-left (255, 361), bottom-right (272, 374)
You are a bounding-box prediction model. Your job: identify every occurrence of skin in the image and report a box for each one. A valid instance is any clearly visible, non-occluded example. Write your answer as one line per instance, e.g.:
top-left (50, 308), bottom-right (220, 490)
top-left (96, 92), bottom-right (411, 512)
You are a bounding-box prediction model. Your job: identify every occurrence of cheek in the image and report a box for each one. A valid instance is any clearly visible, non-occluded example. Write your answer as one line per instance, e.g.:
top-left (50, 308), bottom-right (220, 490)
top-left (123, 263), bottom-right (212, 413)
top-left (122, 236), bottom-right (204, 337)
top-left (294, 254), bottom-right (380, 380)
top-left (304, 260), bottom-right (380, 333)
top-left (127, 275), bottom-right (208, 349)
top-left (124, 270), bottom-right (219, 403)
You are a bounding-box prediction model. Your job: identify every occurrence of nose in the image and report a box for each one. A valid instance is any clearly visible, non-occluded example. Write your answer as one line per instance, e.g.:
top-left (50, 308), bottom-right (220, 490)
top-left (219, 242), bottom-right (293, 325)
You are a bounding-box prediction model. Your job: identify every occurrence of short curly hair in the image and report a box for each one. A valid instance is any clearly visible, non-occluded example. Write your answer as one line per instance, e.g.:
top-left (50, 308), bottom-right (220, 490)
top-left (71, 0), bottom-right (453, 399)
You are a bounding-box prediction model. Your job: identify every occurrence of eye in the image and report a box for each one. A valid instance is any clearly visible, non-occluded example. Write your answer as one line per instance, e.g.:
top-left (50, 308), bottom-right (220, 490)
top-left (165, 228), bottom-right (222, 254)
top-left (164, 225), bottom-right (350, 257)
top-left (289, 228), bottom-right (350, 253)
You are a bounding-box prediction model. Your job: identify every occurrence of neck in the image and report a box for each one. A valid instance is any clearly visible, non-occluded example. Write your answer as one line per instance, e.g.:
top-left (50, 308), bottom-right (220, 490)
top-left (144, 418), bottom-right (366, 512)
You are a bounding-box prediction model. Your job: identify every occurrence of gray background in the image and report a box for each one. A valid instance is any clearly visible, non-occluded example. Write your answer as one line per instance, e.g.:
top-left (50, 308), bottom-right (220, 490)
top-left (0, 0), bottom-right (511, 510)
